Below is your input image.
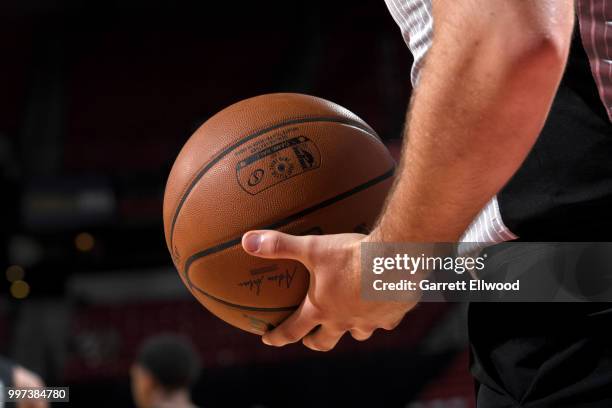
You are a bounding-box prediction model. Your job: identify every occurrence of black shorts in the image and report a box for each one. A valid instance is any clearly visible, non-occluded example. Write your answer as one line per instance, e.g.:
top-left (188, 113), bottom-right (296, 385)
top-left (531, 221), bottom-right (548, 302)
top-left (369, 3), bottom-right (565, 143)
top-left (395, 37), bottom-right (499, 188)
top-left (469, 280), bottom-right (612, 407)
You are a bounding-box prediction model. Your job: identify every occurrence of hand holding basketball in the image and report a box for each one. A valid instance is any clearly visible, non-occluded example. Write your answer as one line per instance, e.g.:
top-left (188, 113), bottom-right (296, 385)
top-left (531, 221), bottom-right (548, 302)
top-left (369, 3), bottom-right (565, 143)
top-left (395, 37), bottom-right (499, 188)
top-left (242, 230), bottom-right (416, 351)
top-left (164, 94), bottom-right (397, 334)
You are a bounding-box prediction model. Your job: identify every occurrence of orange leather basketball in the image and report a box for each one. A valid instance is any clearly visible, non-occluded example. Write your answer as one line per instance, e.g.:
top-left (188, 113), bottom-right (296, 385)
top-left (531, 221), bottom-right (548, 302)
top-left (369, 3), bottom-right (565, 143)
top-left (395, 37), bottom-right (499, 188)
top-left (163, 93), bottom-right (395, 334)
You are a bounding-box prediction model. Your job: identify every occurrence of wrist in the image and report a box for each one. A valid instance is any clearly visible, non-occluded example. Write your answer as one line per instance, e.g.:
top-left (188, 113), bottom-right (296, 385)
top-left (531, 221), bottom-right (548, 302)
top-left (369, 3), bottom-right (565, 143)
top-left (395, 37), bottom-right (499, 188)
top-left (364, 228), bottom-right (382, 244)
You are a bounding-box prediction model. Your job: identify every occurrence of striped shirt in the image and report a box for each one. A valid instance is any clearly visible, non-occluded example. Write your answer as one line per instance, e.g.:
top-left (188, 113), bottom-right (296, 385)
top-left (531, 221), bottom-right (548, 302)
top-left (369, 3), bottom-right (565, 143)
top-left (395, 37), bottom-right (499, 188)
top-left (384, 0), bottom-right (612, 249)
top-left (577, 0), bottom-right (612, 122)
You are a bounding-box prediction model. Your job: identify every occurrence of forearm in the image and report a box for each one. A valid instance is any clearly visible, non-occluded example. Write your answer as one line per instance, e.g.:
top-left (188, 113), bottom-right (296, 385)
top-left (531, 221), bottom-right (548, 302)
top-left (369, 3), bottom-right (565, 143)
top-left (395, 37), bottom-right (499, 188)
top-left (372, 0), bottom-right (574, 242)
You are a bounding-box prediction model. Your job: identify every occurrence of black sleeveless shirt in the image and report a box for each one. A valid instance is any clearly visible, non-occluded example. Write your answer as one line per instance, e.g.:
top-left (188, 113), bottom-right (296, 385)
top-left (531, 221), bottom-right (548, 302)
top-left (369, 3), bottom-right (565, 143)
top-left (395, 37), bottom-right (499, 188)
top-left (469, 28), bottom-right (612, 407)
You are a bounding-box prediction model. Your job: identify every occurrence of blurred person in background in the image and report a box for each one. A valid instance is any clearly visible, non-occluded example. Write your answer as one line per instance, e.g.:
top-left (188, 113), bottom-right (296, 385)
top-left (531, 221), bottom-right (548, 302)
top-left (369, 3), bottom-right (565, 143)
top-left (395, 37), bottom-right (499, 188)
top-left (130, 334), bottom-right (201, 408)
top-left (0, 356), bottom-right (48, 408)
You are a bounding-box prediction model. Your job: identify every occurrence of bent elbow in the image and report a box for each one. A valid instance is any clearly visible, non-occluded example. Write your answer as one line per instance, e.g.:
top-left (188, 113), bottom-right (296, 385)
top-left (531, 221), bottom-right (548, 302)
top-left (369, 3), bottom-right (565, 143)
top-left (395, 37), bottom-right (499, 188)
top-left (514, 30), bottom-right (571, 73)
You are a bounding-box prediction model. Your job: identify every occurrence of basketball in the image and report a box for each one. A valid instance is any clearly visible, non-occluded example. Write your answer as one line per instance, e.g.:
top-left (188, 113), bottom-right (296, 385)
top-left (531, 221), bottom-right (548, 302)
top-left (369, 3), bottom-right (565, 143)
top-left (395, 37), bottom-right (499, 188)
top-left (163, 93), bottom-right (395, 334)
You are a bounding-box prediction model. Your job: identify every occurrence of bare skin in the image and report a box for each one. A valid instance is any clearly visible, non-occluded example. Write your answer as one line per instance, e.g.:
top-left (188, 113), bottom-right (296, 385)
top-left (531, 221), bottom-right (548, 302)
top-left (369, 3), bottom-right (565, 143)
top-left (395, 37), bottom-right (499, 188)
top-left (13, 366), bottom-right (48, 408)
top-left (242, 0), bottom-right (575, 352)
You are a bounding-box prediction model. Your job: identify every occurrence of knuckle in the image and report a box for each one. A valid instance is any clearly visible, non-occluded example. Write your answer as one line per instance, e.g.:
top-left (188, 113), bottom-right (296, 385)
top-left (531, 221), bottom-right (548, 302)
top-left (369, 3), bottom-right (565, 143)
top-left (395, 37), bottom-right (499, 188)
top-left (270, 233), bottom-right (283, 255)
top-left (303, 236), bottom-right (319, 260)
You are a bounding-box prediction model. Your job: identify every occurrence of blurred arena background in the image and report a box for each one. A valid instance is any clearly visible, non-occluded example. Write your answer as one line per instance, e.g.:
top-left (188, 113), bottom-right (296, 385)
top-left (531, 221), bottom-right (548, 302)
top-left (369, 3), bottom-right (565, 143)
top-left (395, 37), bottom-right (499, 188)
top-left (0, 0), bottom-right (475, 406)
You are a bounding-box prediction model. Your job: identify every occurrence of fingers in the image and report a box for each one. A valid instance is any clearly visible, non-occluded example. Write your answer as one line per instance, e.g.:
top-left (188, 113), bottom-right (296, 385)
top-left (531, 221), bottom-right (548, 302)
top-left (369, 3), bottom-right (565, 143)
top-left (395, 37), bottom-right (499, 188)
top-left (262, 299), bottom-right (320, 347)
top-left (349, 327), bottom-right (374, 341)
top-left (303, 324), bottom-right (345, 352)
top-left (381, 318), bottom-right (403, 331)
top-left (243, 230), bottom-right (313, 264)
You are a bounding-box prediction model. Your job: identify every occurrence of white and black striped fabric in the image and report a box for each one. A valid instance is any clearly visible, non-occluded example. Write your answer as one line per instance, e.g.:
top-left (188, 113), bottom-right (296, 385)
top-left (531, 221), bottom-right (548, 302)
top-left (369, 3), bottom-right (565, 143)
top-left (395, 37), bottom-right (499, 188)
top-left (384, 0), bottom-right (612, 250)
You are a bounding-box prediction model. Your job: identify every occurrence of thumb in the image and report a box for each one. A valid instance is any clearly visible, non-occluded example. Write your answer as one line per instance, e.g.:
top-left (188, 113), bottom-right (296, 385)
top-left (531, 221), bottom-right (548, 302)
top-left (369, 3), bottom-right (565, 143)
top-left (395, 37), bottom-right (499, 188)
top-left (242, 230), bottom-right (311, 262)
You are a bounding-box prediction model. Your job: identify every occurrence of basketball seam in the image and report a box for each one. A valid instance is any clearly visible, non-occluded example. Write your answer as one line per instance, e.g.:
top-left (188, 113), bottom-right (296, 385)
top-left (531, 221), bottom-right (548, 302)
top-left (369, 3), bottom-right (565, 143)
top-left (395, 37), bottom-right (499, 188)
top-left (167, 135), bottom-right (246, 249)
top-left (168, 115), bottom-right (380, 254)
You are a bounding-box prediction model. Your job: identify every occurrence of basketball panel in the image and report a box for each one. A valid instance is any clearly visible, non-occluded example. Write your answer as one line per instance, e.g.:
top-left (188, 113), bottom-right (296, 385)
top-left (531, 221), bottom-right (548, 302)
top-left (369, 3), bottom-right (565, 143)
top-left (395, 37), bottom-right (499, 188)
top-left (171, 120), bottom-right (393, 273)
top-left (163, 93), bottom-right (375, 250)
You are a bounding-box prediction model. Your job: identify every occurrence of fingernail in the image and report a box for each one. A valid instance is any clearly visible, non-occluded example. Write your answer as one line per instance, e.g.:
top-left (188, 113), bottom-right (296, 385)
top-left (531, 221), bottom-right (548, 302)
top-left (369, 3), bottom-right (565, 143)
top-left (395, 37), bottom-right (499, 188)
top-left (243, 233), bottom-right (262, 253)
top-left (262, 336), bottom-right (271, 345)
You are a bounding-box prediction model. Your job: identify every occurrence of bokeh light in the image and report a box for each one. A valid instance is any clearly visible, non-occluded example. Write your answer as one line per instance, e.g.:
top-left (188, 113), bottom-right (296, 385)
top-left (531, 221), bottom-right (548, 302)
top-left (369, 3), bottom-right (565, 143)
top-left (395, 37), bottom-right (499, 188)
top-left (75, 232), bottom-right (95, 252)
top-left (5, 265), bottom-right (25, 282)
top-left (10, 280), bottom-right (30, 299)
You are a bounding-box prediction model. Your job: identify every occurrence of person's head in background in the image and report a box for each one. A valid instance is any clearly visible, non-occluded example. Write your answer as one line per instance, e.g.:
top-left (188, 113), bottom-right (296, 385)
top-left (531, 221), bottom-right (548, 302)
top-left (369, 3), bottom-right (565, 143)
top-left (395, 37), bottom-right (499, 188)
top-left (130, 334), bottom-right (201, 408)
